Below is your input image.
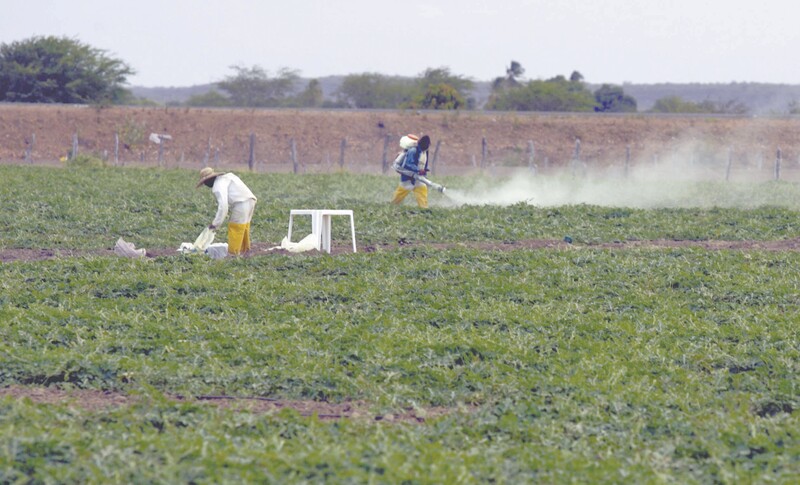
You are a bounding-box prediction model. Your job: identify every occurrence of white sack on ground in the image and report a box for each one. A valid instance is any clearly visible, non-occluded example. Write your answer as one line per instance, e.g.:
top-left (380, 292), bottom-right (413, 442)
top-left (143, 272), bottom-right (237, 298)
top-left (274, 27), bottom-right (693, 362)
top-left (177, 242), bottom-right (198, 254)
top-left (178, 241), bottom-right (228, 258)
top-left (267, 233), bottom-right (319, 253)
top-left (205, 243), bottom-right (228, 259)
top-left (114, 237), bottom-right (146, 258)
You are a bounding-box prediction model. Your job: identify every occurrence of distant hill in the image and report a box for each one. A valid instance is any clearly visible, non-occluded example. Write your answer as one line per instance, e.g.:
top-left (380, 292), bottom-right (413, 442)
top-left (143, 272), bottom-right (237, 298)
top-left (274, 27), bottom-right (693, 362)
top-left (130, 79), bottom-right (800, 114)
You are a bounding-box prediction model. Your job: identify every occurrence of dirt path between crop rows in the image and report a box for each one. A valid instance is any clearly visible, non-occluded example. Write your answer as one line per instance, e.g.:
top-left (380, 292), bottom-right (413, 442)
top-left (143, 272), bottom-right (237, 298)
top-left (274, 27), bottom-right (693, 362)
top-left (0, 385), bottom-right (463, 423)
top-left (3, 238), bottom-right (800, 262)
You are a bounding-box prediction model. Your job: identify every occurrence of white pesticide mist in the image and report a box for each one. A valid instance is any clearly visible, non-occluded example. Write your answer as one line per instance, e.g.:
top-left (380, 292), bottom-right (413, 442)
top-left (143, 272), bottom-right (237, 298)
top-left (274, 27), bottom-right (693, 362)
top-left (437, 142), bottom-right (794, 210)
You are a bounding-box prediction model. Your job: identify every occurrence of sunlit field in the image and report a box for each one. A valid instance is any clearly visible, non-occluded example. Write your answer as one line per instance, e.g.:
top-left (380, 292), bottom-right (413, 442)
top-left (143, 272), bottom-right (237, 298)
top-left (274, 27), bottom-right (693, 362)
top-left (1, 165), bottom-right (798, 483)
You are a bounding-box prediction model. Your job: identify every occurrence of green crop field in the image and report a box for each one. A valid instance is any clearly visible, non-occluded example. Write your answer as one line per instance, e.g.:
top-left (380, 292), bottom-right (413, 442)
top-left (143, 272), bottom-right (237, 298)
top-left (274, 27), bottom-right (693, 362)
top-left (1, 165), bottom-right (798, 483)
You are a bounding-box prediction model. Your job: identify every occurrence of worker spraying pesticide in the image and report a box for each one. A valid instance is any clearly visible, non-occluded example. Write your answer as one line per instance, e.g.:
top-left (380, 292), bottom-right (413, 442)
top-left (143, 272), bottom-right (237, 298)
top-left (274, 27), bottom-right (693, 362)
top-left (391, 134), bottom-right (446, 208)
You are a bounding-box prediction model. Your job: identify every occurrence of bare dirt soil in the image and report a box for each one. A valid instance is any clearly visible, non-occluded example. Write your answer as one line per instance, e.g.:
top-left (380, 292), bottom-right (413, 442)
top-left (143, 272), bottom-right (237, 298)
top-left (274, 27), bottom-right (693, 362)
top-left (2, 105), bottom-right (799, 174)
top-left (0, 385), bottom-right (460, 423)
top-left (4, 238), bottom-right (800, 263)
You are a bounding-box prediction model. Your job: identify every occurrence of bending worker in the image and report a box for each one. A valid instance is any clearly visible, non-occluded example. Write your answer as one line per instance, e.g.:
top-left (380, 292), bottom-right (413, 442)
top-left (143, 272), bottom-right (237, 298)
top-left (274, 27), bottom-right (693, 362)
top-left (391, 134), bottom-right (431, 208)
top-left (196, 167), bottom-right (257, 255)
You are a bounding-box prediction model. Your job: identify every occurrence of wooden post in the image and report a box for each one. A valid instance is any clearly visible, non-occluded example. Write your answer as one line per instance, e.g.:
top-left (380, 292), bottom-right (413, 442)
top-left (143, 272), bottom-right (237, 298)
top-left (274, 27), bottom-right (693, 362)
top-left (158, 138), bottom-right (165, 167)
top-left (775, 148), bottom-right (782, 180)
top-left (25, 133), bottom-right (35, 164)
top-left (248, 133), bottom-right (256, 171)
top-left (203, 137), bottom-right (211, 166)
top-left (624, 145), bottom-right (631, 178)
top-left (431, 140), bottom-right (441, 175)
top-left (214, 147), bottom-right (220, 167)
top-left (527, 140), bottom-right (536, 174)
top-left (114, 133), bottom-right (120, 165)
top-left (72, 134), bottom-right (79, 159)
top-left (339, 138), bottom-right (347, 169)
top-left (570, 138), bottom-right (581, 176)
top-left (481, 137), bottom-right (487, 169)
top-left (381, 134), bottom-right (390, 174)
top-left (725, 147), bottom-right (733, 181)
top-left (291, 138), bottom-right (298, 174)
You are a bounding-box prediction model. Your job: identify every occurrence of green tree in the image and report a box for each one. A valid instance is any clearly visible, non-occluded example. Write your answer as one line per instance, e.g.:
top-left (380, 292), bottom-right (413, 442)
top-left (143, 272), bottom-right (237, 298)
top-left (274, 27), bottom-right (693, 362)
top-left (185, 90), bottom-right (231, 107)
top-left (335, 73), bottom-right (415, 108)
top-left (594, 84), bottom-right (638, 112)
top-left (651, 95), bottom-right (697, 113)
top-left (0, 36), bottom-right (134, 104)
top-left (293, 79), bottom-right (324, 108)
top-left (492, 60), bottom-right (525, 90)
top-left (216, 65), bottom-right (299, 107)
top-left (410, 83), bottom-right (465, 110)
top-left (412, 67), bottom-right (474, 109)
top-left (650, 96), bottom-right (747, 114)
top-left (487, 73), bottom-right (596, 112)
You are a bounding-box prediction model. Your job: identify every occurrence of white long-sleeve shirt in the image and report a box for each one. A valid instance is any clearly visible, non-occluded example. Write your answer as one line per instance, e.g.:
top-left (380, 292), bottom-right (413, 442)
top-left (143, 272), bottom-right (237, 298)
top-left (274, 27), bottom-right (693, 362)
top-left (210, 173), bottom-right (257, 227)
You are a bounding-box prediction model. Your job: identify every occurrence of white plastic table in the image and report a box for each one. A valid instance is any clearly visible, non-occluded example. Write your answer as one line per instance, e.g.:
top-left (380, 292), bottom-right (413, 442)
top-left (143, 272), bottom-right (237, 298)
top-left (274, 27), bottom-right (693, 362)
top-left (287, 209), bottom-right (357, 253)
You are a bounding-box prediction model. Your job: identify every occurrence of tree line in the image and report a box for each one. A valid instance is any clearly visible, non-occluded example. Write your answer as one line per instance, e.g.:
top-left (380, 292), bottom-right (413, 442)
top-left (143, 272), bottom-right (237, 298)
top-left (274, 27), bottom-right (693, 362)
top-left (2, 36), bottom-right (798, 115)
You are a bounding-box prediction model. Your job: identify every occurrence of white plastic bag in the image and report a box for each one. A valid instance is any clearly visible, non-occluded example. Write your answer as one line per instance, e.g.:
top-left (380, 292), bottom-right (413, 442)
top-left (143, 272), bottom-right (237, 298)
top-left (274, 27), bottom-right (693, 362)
top-left (114, 237), bottom-right (146, 258)
top-left (267, 233), bottom-right (319, 253)
top-left (193, 227), bottom-right (216, 251)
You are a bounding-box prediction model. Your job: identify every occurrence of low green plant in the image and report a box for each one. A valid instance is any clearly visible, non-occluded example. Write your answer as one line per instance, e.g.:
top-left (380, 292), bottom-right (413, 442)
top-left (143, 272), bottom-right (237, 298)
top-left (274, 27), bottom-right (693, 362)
top-left (65, 153), bottom-right (106, 168)
top-left (0, 165), bottom-right (799, 483)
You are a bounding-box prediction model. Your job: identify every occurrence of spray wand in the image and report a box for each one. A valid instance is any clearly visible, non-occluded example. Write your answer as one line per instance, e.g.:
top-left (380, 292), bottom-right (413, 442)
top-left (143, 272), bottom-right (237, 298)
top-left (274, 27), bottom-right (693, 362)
top-left (392, 162), bottom-right (447, 193)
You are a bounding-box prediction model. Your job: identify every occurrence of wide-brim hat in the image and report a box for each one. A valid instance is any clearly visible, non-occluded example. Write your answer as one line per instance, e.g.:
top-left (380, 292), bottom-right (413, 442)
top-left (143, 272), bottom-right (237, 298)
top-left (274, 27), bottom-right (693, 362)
top-left (196, 167), bottom-right (224, 188)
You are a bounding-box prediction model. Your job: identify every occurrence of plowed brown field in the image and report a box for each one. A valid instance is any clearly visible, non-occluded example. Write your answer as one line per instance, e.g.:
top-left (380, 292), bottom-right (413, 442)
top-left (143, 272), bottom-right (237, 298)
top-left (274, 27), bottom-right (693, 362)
top-left (2, 104), bottom-right (799, 175)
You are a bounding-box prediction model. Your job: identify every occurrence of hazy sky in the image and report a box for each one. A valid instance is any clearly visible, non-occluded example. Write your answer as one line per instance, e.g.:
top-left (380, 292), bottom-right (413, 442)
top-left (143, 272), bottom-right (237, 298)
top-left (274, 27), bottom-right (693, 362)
top-left (2, 0), bottom-right (798, 87)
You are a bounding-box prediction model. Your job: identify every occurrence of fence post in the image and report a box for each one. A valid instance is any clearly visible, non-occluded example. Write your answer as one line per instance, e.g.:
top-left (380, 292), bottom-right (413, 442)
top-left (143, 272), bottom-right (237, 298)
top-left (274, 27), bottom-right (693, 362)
top-left (72, 133), bottom-right (79, 159)
top-left (382, 134), bottom-right (390, 174)
top-left (725, 147), bottom-right (733, 181)
top-left (291, 138), bottom-right (298, 174)
top-left (25, 133), bottom-right (35, 164)
top-left (158, 138), bottom-right (165, 167)
top-left (571, 138), bottom-right (581, 176)
top-left (248, 133), bottom-right (256, 171)
top-left (431, 140), bottom-right (441, 175)
top-left (481, 137), bottom-right (487, 169)
top-left (527, 140), bottom-right (536, 174)
top-left (775, 148), bottom-right (782, 180)
top-left (624, 145), bottom-right (631, 178)
top-left (114, 133), bottom-right (120, 165)
top-left (203, 137), bottom-right (211, 166)
top-left (339, 138), bottom-right (347, 169)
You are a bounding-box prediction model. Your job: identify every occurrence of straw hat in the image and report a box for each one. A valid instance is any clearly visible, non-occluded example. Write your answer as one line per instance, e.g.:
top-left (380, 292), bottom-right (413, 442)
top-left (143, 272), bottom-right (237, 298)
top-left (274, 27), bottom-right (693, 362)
top-left (196, 167), bottom-right (224, 188)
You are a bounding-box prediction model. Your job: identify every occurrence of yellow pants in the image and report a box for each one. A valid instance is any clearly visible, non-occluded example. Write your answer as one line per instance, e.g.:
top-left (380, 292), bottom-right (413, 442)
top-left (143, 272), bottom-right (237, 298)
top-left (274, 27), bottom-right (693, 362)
top-left (227, 222), bottom-right (251, 255)
top-left (391, 184), bottom-right (428, 208)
